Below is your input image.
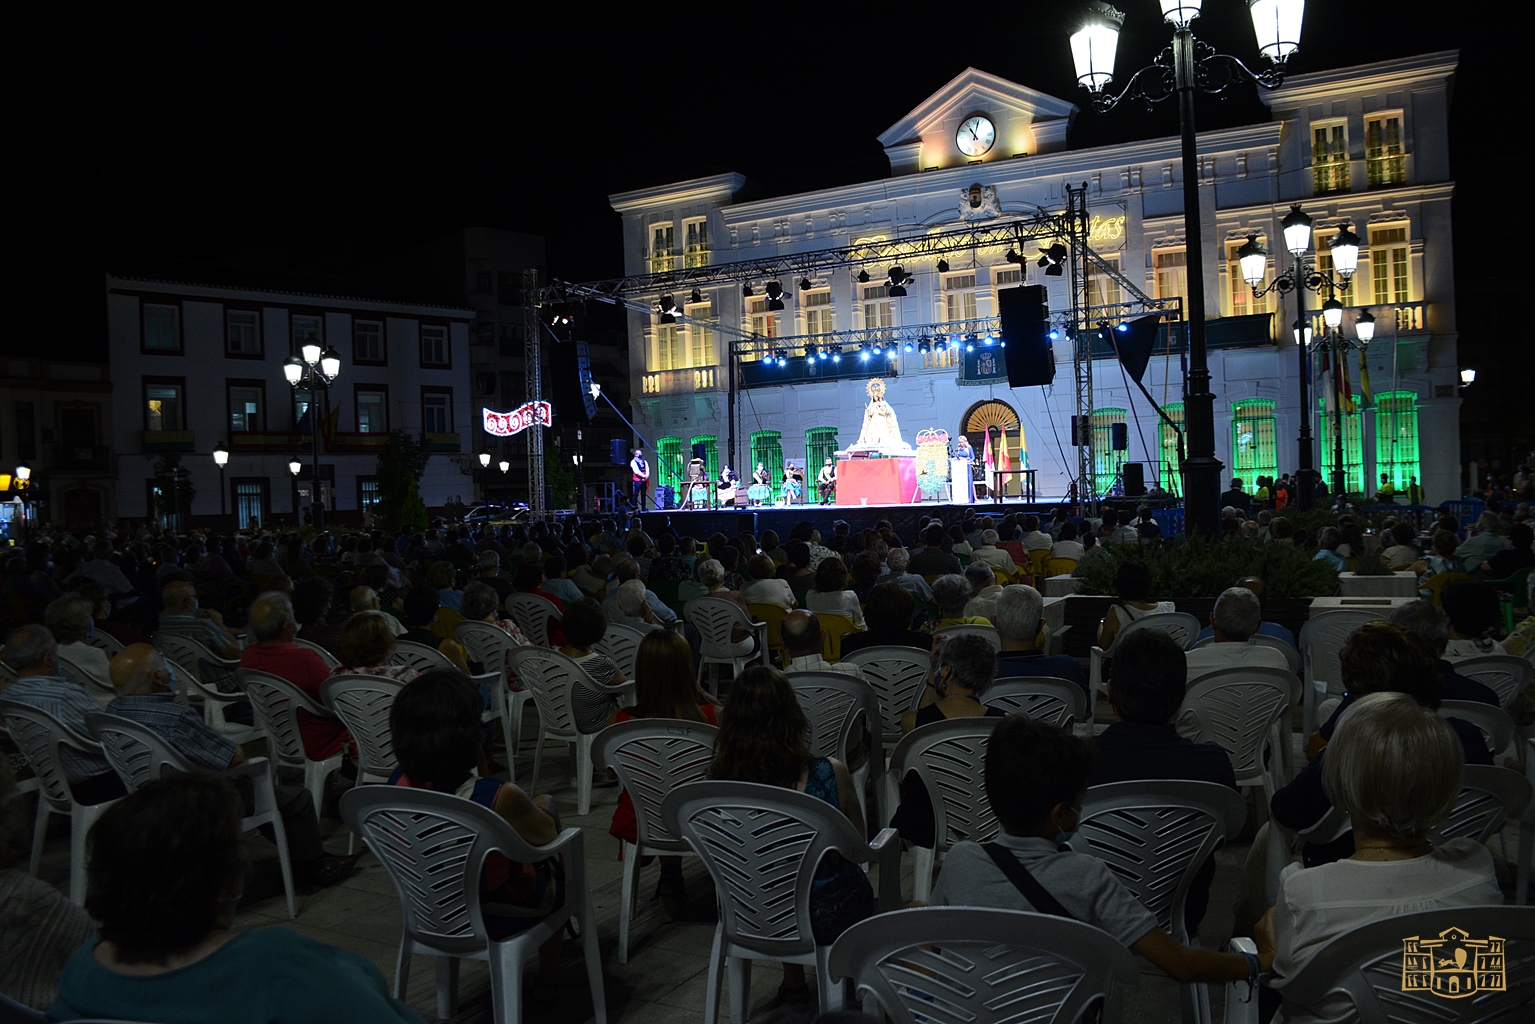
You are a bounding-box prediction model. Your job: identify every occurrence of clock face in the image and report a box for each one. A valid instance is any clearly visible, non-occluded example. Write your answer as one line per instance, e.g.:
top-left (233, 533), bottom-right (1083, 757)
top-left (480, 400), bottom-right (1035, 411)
top-left (956, 115), bottom-right (996, 157)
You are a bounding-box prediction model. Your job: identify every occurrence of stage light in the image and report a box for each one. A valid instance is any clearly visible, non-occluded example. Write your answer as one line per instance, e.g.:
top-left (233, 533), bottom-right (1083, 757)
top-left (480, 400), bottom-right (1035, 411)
top-left (1116, 322), bottom-right (1129, 332)
top-left (831, 346), bottom-right (842, 362)
top-left (1038, 243), bottom-right (1068, 277)
top-left (818, 347), bottom-right (829, 360)
top-left (657, 294), bottom-right (677, 324)
top-left (937, 259), bottom-right (950, 273)
top-left (1005, 248), bottom-right (1022, 264)
top-left (934, 336), bottom-right (947, 352)
top-left (799, 277), bottom-right (813, 291)
top-left (886, 346), bottom-right (898, 359)
top-left (903, 339), bottom-right (915, 353)
top-left (982, 334), bottom-right (995, 346)
top-left (1048, 329), bottom-right (1060, 341)
top-left (742, 284), bottom-right (754, 297)
top-left (887, 266), bottom-right (910, 298)
top-left (965, 336), bottom-right (975, 352)
top-left (918, 338), bottom-right (931, 353)
top-left (857, 269), bottom-right (870, 283)
top-left (765, 281), bottom-right (785, 311)
top-left (805, 343), bottom-right (817, 359)
top-left (689, 288), bottom-right (702, 304)
top-left (858, 344), bottom-right (870, 361)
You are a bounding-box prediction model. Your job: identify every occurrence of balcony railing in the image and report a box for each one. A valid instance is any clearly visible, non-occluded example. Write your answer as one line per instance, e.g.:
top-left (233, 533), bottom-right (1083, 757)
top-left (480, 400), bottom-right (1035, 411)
top-left (1308, 301), bottom-right (1427, 339)
top-left (683, 247), bottom-right (711, 269)
top-left (49, 444), bottom-right (109, 471)
top-left (641, 367), bottom-right (720, 395)
top-left (648, 252), bottom-right (676, 274)
top-left (424, 432), bottom-right (462, 452)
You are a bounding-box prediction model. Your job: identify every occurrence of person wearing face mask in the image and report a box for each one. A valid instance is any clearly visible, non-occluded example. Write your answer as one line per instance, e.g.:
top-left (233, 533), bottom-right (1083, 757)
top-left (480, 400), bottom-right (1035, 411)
top-left (926, 715), bottom-right (1273, 991)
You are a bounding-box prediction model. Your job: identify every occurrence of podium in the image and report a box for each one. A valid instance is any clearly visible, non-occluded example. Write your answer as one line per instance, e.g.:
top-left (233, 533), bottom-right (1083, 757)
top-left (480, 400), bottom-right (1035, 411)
top-left (836, 457), bottom-right (917, 506)
top-left (950, 458), bottom-right (975, 504)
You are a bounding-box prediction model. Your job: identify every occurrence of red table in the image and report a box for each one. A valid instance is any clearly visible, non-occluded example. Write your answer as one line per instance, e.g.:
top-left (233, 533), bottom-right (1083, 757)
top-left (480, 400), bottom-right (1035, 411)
top-left (836, 457), bottom-right (917, 506)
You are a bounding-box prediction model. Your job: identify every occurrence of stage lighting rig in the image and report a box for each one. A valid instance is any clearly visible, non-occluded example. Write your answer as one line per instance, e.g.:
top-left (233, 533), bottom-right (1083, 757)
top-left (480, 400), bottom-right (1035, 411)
top-left (886, 266), bottom-right (912, 297)
top-left (765, 281), bottom-right (786, 311)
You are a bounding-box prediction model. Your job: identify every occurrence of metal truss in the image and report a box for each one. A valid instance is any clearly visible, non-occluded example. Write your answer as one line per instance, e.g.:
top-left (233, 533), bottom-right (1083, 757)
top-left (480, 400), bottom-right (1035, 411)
top-left (523, 267), bottom-right (544, 518)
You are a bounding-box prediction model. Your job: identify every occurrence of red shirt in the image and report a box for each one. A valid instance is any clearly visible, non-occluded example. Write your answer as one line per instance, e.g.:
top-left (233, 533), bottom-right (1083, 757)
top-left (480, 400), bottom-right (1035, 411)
top-left (239, 642), bottom-right (348, 760)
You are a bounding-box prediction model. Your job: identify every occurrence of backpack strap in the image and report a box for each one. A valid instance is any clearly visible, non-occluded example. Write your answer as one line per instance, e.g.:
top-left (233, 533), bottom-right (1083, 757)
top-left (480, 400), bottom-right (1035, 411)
top-left (981, 843), bottom-right (1076, 920)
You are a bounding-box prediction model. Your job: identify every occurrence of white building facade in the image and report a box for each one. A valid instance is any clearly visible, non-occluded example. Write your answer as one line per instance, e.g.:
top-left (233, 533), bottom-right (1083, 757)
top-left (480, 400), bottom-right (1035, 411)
top-left (609, 52), bottom-right (1461, 507)
top-left (107, 275), bottom-right (475, 529)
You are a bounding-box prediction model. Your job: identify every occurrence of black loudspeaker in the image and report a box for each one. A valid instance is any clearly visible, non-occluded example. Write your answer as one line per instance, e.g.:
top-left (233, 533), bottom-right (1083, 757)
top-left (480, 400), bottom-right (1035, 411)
top-left (691, 442), bottom-right (708, 461)
top-left (610, 438), bottom-right (629, 465)
top-left (1123, 462), bottom-right (1146, 496)
top-left (999, 285), bottom-right (1055, 388)
top-left (659, 485), bottom-right (676, 510)
top-left (1111, 423), bottom-right (1129, 451)
top-left (1070, 415), bottom-right (1085, 446)
top-left (736, 512), bottom-right (758, 535)
top-left (548, 340), bottom-right (595, 422)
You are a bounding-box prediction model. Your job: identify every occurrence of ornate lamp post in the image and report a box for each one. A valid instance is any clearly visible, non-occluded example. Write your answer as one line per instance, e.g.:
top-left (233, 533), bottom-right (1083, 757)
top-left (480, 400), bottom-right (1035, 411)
top-left (212, 442), bottom-right (230, 532)
top-left (1068, 0), bottom-right (1304, 535)
top-left (1238, 206), bottom-right (1359, 506)
top-left (478, 451), bottom-right (491, 503)
top-left (13, 464), bottom-right (30, 541)
top-left (283, 345), bottom-right (341, 528)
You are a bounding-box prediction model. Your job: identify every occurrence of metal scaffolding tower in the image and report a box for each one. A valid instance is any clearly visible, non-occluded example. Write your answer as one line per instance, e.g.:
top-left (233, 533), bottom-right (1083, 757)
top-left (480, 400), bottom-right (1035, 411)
top-left (523, 267), bottom-right (544, 518)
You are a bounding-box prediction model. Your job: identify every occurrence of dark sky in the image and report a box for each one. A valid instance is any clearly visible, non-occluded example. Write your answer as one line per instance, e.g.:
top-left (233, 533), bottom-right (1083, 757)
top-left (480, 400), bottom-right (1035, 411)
top-left (8, 2), bottom-right (1528, 461)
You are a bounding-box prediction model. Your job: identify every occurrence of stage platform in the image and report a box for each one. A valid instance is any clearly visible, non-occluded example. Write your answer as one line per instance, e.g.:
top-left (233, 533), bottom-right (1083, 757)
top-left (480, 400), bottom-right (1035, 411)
top-left (632, 497), bottom-right (1063, 541)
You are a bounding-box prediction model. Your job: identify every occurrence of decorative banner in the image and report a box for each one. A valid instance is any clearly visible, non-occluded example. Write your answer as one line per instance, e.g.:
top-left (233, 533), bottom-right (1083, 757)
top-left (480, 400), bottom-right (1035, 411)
top-left (482, 402), bottom-right (552, 437)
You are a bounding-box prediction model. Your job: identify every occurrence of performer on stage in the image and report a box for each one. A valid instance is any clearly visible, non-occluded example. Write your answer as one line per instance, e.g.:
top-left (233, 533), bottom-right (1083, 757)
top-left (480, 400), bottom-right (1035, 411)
top-left (683, 458), bottom-right (710, 509)
top-left (718, 464), bottom-right (739, 506)
top-left (816, 457), bottom-right (837, 505)
top-left (780, 465), bottom-right (803, 506)
top-left (955, 435), bottom-right (974, 462)
top-left (748, 463), bottom-right (772, 506)
top-left (629, 448), bottom-right (650, 510)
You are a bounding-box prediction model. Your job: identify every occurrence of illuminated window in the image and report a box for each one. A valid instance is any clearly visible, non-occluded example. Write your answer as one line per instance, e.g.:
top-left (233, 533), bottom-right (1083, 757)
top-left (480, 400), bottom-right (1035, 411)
top-left (1319, 396), bottom-right (1365, 494)
top-left (1374, 391), bottom-right (1420, 489)
top-left (1158, 402), bottom-right (1184, 496)
top-left (805, 427), bottom-right (838, 503)
top-left (655, 436), bottom-right (684, 500)
top-left (229, 386), bottom-right (264, 433)
top-left (649, 223), bottom-right (675, 273)
top-left (1365, 112), bottom-right (1405, 188)
top-left (1086, 254), bottom-right (1122, 310)
top-left (1370, 225), bottom-right (1410, 305)
top-left (945, 274), bottom-right (978, 324)
top-left (1230, 399), bottom-right (1277, 484)
top-left (802, 289), bottom-right (833, 337)
top-left (744, 297), bottom-right (778, 364)
top-left (1312, 120), bottom-right (1349, 194)
top-left (862, 284), bottom-right (893, 338)
top-left (145, 383), bottom-right (184, 431)
top-left (1092, 408), bottom-right (1126, 496)
top-left (654, 321), bottom-right (681, 371)
top-left (686, 300), bottom-right (714, 367)
top-left (356, 389), bottom-right (387, 433)
top-left (683, 218), bottom-right (710, 268)
top-left (750, 430), bottom-right (784, 504)
top-left (1154, 249), bottom-right (1188, 316)
top-left (1228, 240), bottom-right (1270, 317)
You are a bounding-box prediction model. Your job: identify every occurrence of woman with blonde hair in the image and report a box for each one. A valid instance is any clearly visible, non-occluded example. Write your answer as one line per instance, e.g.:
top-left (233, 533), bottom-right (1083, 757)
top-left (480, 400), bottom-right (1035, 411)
top-left (331, 610), bottom-right (417, 684)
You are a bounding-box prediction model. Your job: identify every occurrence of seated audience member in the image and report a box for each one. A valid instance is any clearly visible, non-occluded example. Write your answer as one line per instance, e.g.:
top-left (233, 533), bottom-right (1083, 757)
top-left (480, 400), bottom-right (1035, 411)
top-left (1184, 587), bottom-right (1289, 684)
top-left (539, 557), bottom-right (584, 607)
top-left (760, 530), bottom-right (787, 566)
top-left (1440, 579), bottom-right (1509, 661)
top-left (882, 547), bottom-right (934, 605)
top-left (1095, 560), bottom-right (1174, 650)
top-left (1, 625), bottom-right (125, 804)
top-left (600, 556), bottom-right (679, 628)
top-left (349, 585), bottom-right (408, 637)
top-left (107, 644), bottom-right (355, 890)
top-left (606, 579), bottom-right (662, 633)
top-left (244, 541), bottom-right (288, 588)
top-left (740, 554), bottom-right (797, 610)
top-left (1454, 513), bottom-right (1509, 574)
top-left (716, 547), bottom-right (748, 593)
top-left (805, 557), bottom-right (866, 629)
top-left (1020, 515), bottom-right (1054, 554)
top-left (1194, 576), bottom-right (1296, 652)
top-left (426, 560), bottom-right (463, 613)
top-left (696, 558), bottom-right (756, 621)
top-left (608, 630), bottom-right (719, 916)
top-left (399, 587), bottom-right (470, 673)
top-left (1097, 508), bottom-right (1138, 547)
top-left (75, 580), bottom-right (149, 649)
top-left (890, 634), bottom-right (1004, 849)
top-left (331, 611), bottom-right (418, 687)
top-left (929, 715), bottom-right (1270, 987)
top-left (1311, 528), bottom-right (1347, 571)
top-left (848, 550), bottom-right (883, 604)
top-left (840, 582), bottom-right (931, 656)
top-left (781, 610), bottom-right (866, 679)
top-left (51, 774), bottom-right (424, 1023)
top-left (1388, 601), bottom-right (1500, 707)
top-left (1049, 521), bottom-right (1085, 562)
top-left (962, 561), bottom-right (1004, 621)
top-left (646, 534), bottom-right (690, 586)
top-left (1481, 520), bottom-right (1534, 579)
top-left (156, 579), bottom-right (240, 658)
top-left (1259, 693), bottom-right (1502, 1024)
top-left (474, 550), bottom-right (517, 605)
top-left (1380, 522), bottom-right (1421, 568)
top-left (910, 524), bottom-right (963, 578)
top-left (992, 585), bottom-right (1087, 696)
top-left (387, 671), bottom-right (562, 983)
top-left (63, 540), bottom-right (135, 599)
top-left (557, 596), bottom-right (627, 733)
top-left (1272, 622), bottom-right (1492, 868)
top-left (776, 540), bottom-right (817, 600)
top-left (567, 545), bottom-right (606, 597)
top-left (44, 593), bottom-right (112, 696)
top-left (948, 524), bottom-right (974, 560)
top-left (1091, 630), bottom-right (1237, 933)
top-left (1412, 529), bottom-right (1465, 591)
top-left (969, 530), bottom-right (1015, 573)
top-left (290, 577), bottom-right (344, 659)
top-left (0, 760), bottom-right (93, 1010)
top-left (929, 574), bottom-right (990, 630)
top-left (239, 592), bottom-right (351, 763)
top-left (711, 665), bottom-right (873, 1001)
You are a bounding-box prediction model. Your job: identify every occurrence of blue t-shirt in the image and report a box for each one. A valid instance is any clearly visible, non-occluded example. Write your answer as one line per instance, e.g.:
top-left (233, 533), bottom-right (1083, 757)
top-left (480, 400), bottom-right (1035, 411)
top-left (51, 927), bottom-right (424, 1023)
top-left (1194, 620), bottom-right (1296, 652)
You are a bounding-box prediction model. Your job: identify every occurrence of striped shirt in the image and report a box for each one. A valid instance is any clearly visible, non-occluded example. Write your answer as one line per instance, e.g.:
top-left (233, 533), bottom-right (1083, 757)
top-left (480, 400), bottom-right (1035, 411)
top-left (105, 693), bottom-right (237, 771)
top-left (2, 676), bottom-right (113, 783)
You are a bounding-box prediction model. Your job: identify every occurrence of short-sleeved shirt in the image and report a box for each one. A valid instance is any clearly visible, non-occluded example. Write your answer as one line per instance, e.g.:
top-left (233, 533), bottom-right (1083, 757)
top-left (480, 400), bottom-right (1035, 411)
top-left (241, 642), bottom-right (346, 760)
top-left (2, 676), bottom-right (113, 783)
top-left (156, 613), bottom-right (235, 656)
top-left (51, 927), bottom-right (425, 1024)
top-left (105, 693), bottom-right (236, 771)
top-left (930, 832), bottom-right (1157, 948)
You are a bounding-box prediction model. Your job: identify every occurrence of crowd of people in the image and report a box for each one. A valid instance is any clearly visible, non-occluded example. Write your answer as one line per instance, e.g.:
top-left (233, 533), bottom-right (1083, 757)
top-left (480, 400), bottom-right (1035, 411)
top-left (0, 494), bottom-right (1529, 1023)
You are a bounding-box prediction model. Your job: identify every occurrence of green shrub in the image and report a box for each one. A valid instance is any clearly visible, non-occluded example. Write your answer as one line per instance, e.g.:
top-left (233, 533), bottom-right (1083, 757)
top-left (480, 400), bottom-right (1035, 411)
top-left (1073, 535), bottom-right (1339, 600)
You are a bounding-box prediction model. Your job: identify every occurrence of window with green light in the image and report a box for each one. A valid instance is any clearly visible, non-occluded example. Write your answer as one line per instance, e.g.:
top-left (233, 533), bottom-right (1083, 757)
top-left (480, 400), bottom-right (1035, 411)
top-left (655, 437), bottom-right (684, 498)
top-left (1092, 408), bottom-right (1126, 496)
top-left (1374, 391), bottom-right (1420, 489)
top-left (805, 427), bottom-right (838, 502)
top-left (1157, 402), bottom-right (1184, 496)
top-left (689, 434), bottom-right (719, 484)
top-left (1318, 397), bottom-right (1364, 493)
top-left (750, 430), bottom-right (784, 503)
top-left (1231, 399), bottom-right (1278, 485)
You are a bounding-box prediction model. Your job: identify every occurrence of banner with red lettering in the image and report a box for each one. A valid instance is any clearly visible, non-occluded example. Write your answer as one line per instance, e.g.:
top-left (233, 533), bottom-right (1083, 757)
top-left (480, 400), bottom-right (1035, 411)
top-left (482, 402), bottom-right (552, 437)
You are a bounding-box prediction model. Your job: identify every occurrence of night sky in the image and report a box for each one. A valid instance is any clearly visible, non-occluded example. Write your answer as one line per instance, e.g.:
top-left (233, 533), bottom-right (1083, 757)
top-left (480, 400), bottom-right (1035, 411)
top-left (10, 3), bottom-right (1528, 463)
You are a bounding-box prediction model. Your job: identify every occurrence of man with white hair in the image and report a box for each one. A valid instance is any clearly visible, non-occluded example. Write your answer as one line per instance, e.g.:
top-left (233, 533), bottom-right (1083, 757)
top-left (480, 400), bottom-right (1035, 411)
top-left (349, 585), bottom-right (407, 636)
top-left (1019, 515), bottom-right (1053, 554)
top-left (993, 585), bottom-right (1086, 696)
top-left (884, 547), bottom-right (934, 603)
top-left (969, 529), bottom-right (1015, 574)
top-left (609, 579), bottom-right (662, 633)
top-left (1184, 586), bottom-right (1288, 685)
top-left (600, 555), bottom-right (678, 627)
top-left (1454, 514), bottom-right (1508, 574)
top-left (962, 562), bottom-right (1004, 620)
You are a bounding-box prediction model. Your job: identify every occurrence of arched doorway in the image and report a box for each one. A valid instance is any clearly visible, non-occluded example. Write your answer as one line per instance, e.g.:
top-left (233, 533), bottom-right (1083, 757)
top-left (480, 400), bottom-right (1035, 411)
top-left (962, 400), bottom-right (1028, 497)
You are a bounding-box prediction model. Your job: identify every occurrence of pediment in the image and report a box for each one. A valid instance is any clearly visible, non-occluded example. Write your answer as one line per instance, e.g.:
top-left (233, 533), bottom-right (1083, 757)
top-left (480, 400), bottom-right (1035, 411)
top-left (878, 67), bottom-right (1078, 173)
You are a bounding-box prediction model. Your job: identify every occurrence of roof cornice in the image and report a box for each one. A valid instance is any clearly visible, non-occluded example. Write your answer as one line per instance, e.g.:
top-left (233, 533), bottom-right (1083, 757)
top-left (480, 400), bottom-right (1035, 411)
top-left (1264, 50), bottom-right (1459, 107)
top-left (609, 173), bottom-right (748, 214)
top-left (106, 275), bottom-right (475, 317)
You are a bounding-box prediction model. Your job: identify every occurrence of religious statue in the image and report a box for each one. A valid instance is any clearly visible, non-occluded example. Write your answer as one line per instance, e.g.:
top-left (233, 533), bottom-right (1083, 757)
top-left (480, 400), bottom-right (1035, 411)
top-left (851, 379), bottom-right (911, 453)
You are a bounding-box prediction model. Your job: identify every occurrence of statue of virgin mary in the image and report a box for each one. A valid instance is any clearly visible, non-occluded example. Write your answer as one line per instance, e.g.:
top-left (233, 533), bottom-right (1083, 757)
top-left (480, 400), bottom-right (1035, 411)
top-left (851, 379), bottom-right (911, 453)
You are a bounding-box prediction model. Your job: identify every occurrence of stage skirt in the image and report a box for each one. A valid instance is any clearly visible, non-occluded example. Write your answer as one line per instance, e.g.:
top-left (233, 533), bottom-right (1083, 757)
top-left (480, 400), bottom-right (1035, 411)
top-left (748, 483), bottom-right (771, 502)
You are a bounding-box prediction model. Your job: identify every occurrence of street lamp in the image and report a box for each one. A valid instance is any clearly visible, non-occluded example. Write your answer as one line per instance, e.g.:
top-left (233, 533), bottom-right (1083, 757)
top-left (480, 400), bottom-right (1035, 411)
top-left (1460, 368), bottom-right (1476, 386)
top-left (12, 465), bottom-right (30, 541)
top-left (212, 442), bottom-right (229, 533)
top-left (478, 451), bottom-right (491, 504)
top-left (284, 345), bottom-right (341, 528)
top-left (1069, 0), bottom-right (1303, 535)
top-left (288, 457), bottom-right (302, 477)
top-left (1240, 204), bottom-right (1358, 507)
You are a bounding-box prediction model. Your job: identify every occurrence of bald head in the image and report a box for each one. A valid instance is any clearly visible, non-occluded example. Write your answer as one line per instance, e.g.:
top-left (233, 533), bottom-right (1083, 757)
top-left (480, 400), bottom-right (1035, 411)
top-left (111, 643), bottom-right (171, 696)
top-left (780, 609), bottom-right (823, 658)
top-left (1234, 576), bottom-right (1266, 609)
top-left (161, 580), bottom-right (197, 613)
top-left (249, 591), bottom-right (298, 644)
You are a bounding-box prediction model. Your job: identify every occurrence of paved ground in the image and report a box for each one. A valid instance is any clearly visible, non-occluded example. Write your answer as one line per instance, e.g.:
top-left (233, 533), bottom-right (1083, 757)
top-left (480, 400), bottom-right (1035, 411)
top-left (28, 707), bottom-right (1529, 1023)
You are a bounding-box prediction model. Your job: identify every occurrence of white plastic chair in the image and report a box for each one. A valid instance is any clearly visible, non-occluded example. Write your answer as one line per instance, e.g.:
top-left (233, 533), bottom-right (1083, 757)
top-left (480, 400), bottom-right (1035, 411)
top-left (1434, 764), bottom-right (1533, 847)
top-left (1452, 654), bottom-right (1534, 709)
top-left (320, 674), bottom-right (405, 785)
top-left (0, 699), bottom-right (119, 904)
top-left (456, 618), bottom-right (531, 759)
top-left (660, 780), bottom-right (900, 1024)
top-left (886, 716), bottom-right (1002, 902)
top-left (984, 676), bottom-right (1088, 730)
top-left (786, 671), bottom-right (887, 832)
top-left (828, 907), bottom-right (1140, 1024)
top-left (1071, 780), bottom-right (1247, 1024)
top-left (293, 635), bottom-right (341, 669)
top-left (590, 718), bottom-right (718, 964)
top-left (152, 633), bottom-right (262, 745)
top-left (340, 786), bottom-right (607, 1024)
top-left (1089, 611), bottom-right (1202, 705)
top-left (593, 623), bottom-right (648, 681)
top-left (684, 596), bottom-right (766, 695)
top-left (1191, 633), bottom-right (1300, 675)
top-left (505, 646), bottom-right (626, 816)
top-left (1176, 667), bottom-right (1296, 806)
top-left (84, 711), bottom-right (297, 919)
top-left (934, 623), bottom-right (1001, 651)
top-left (235, 668), bottom-right (344, 819)
top-left (80, 628), bottom-right (125, 656)
top-left (1225, 907), bottom-right (1535, 1024)
top-left (54, 648), bottom-right (115, 706)
top-left (507, 593), bottom-right (561, 647)
top-left (1297, 610), bottom-right (1383, 737)
top-left (388, 639), bottom-right (456, 673)
top-left (840, 645), bottom-right (931, 750)
top-left (1440, 700), bottom-right (1517, 762)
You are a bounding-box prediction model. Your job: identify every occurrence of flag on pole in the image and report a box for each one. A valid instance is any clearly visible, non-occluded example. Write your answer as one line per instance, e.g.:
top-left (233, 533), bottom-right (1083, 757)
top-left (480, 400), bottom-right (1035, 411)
top-left (1357, 345), bottom-right (1373, 407)
top-left (982, 428), bottom-right (994, 469)
top-left (1341, 353), bottom-right (1355, 415)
